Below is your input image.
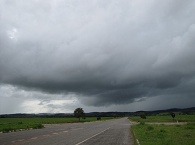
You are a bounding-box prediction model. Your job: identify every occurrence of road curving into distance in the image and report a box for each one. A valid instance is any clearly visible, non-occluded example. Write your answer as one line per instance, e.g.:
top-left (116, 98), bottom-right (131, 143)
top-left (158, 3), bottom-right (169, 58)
top-left (0, 117), bottom-right (133, 145)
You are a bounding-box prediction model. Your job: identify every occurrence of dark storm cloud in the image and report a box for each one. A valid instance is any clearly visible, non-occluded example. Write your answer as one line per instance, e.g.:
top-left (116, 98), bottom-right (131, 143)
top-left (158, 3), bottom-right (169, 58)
top-left (0, 0), bottom-right (195, 107)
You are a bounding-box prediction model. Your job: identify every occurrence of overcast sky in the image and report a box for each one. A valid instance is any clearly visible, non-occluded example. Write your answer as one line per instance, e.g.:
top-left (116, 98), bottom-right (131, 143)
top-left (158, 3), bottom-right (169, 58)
top-left (0, 0), bottom-right (195, 114)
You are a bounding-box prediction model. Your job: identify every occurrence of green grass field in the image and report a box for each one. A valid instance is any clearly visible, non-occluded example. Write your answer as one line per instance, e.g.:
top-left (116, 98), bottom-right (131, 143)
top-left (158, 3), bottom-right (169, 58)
top-left (130, 115), bottom-right (195, 145)
top-left (132, 122), bottom-right (195, 145)
top-left (129, 115), bottom-right (195, 122)
top-left (0, 117), bottom-right (114, 133)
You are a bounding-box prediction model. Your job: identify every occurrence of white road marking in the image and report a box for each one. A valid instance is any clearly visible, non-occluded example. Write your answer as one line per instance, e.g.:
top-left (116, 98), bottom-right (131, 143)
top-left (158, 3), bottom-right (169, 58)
top-left (71, 128), bottom-right (83, 131)
top-left (52, 132), bottom-right (59, 135)
top-left (136, 139), bottom-right (140, 145)
top-left (63, 131), bottom-right (68, 132)
top-left (18, 139), bottom-right (25, 141)
top-left (43, 134), bottom-right (50, 137)
top-left (75, 127), bottom-right (110, 145)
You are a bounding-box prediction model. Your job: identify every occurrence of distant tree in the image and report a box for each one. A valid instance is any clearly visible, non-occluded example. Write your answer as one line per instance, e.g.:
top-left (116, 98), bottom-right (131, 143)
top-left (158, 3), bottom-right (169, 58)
top-left (74, 108), bottom-right (85, 122)
top-left (171, 112), bottom-right (175, 121)
top-left (97, 117), bottom-right (101, 120)
top-left (139, 112), bottom-right (146, 119)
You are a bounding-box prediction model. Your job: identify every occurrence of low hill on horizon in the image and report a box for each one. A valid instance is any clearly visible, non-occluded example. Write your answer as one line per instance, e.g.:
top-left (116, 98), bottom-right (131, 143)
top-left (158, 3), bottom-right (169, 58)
top-left (0, 107), bottom-right (194, 118)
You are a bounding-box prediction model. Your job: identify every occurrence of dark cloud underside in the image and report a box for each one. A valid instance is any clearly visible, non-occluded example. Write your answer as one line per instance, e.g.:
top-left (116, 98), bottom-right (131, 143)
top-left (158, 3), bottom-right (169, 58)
top-left (0, 0), bottom-right (195, 107)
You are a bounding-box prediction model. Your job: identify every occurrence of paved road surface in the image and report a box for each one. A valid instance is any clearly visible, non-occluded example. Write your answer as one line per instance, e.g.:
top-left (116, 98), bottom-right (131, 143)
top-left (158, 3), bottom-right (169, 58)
top-left (0, 117), bottom-right (133, 145)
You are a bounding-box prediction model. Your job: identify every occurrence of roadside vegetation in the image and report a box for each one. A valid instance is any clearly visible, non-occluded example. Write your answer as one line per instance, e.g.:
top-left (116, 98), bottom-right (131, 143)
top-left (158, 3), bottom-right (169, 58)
top-left (132, 122), bottom-right (195, 145)
top-left (129, 114), bottom-right (195, 145)
top-left (0, 117), bottom-right (115, 133)
top-left (129, 114), bottom-right (195, 123)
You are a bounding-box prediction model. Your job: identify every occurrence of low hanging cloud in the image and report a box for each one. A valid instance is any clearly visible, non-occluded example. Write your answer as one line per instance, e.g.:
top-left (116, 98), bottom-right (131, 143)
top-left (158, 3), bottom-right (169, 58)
top-left (0, 0), bottom-right (195, 108)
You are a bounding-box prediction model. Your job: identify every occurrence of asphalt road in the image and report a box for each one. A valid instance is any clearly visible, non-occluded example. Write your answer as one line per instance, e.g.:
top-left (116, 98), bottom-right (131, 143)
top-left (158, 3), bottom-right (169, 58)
top-left (0, 117), bottom-right (133, 145)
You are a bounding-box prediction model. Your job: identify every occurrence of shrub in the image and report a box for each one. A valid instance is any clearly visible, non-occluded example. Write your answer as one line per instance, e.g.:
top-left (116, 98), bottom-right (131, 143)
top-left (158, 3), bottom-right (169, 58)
top-left (175, 125), bottom-right (181, 127)
top-left (32, 124), bottom-right (44, 129)
top-left (18, 122), bottom-right (23, 124)
top-left (2, 128), bottom-right (16, 133)
top-left (160, 129), bottom-right (166, 133)
top-left (139, 112), bottom-right (146, 119)
top-left (139, 121), bottom-right (145, 125)
top-left (140, 115), bottom-right (146, 119)
top-left (147, 126), bottom-right (154, 131)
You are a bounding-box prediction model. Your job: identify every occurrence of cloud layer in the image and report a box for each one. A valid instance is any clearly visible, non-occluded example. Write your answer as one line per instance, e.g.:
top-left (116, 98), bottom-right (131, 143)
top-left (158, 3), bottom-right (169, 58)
top-left (0, 0), bottom-right (195, 112)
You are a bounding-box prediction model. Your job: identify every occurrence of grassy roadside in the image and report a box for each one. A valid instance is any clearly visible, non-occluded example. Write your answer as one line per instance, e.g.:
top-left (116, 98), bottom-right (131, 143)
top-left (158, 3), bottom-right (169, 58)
top-left (130, 126), bottom-right (139, 145)
top-left (0, 117), bottom-right (115, 133)
top-left (131, 122), bottom-right (195, 145)
top-left (129, 115), bottom-right (195, 123)
top-left (129, 115), bottom-right (195, 145)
